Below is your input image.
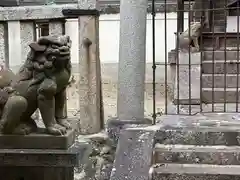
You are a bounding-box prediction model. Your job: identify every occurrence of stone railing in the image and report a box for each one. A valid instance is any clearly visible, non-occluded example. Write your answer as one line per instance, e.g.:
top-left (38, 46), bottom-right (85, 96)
top-left (0, 2), bottom-right (103, 135)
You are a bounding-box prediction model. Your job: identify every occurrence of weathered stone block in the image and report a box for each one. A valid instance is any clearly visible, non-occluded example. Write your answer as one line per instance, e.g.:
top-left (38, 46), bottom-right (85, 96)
top-left (0, 128), bottom-right (75, 149)
top-left (154, 144), bottom-right (240, 165)
top-left (110, 128), bottom-right (157, 180)
top-left (0, 0), bottom-right (19, 7)
top-left (155, 113), bottom-right (240, 145)
top-left (173, 52), bottom-right (201, 105)
top-left (202, 74), bottom-right (240, 88)
top-left (0, 141), bottom-right (91, 180)
top-left (150, 164), bottom-right (240, 180)
top-left (0, 3), bottom-right (98, 21)
top-left (202, 88), bottom-right (240, 103)
top-left (202, 61), bottom-right (240, 74)
top-left (203, 51), bottom-right (240, 61)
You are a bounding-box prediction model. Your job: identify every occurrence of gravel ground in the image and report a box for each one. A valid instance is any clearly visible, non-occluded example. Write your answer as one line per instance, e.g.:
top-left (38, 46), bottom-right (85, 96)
top-left (66, 73), bottom-right (170, 123)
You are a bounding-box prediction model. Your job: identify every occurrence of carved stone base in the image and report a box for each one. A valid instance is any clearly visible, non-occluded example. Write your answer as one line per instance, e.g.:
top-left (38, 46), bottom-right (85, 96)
top-left (0, 141), bottom-right (91, 180)
top-left (0, 128), bottom-right (75, 149)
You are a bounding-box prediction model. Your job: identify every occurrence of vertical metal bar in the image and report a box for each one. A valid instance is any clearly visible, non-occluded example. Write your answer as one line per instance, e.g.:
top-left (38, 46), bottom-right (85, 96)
top-left (236, 2), bottom-right (240, 112)
top-left (188, 0), bottom-right (191, 115)
top-left (224, 0), bottom-right (227, 111)
top-left (152, 0), bottom-right (156, 123)
top-left (212, 7), bottom-right (215, 112)
top-left (200, 0), bottom-right (204, 112)
top-left (176, 0), bottom-right (182, 114)
top-left (178, 0), bottom-right (184, 33)
top-left (164, 0), bottom-right (168, 115)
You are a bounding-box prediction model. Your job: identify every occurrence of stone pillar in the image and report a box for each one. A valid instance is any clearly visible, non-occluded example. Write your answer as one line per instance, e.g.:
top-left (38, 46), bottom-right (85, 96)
top-left (107, 0), bottom-right (151, 142)
top-left (0, 22), bottom-right (8, 68)
top-left (117, 0), bottom-right (147, 120)
top-left (8, 21), bottom-right (21, 70)
top-left (78, 15), bottom-right (103, 134)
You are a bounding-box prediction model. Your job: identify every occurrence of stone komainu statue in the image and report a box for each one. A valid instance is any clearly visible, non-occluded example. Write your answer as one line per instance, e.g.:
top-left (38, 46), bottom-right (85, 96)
top-left (0, 35), bottom-right (72, 135)
top-left (178, 21), bottom-right (202, 52)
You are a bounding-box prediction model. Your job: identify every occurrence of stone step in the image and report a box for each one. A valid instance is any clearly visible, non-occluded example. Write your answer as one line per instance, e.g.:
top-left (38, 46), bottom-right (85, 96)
top-left (204, 47), bottom-right (239, 51)
top-left (201, 103), bottom-right (240, 112)
top-left (202, 88), bottom-right (240, 103)
top-left (166, 104), bottom-right (240, 115)
top-left (202, 74), bottom-right (240, 88)
top-left (153, 144), bottom-right (240, 165)
top-left (150, 164), bottom-right (240, 180)
top-left (202, 60), bottom-right (240, 74)
top-left (203, 51), bottom-right (240, 61)
top-left (201, 32), bottom-right (240, 48)
top-left (155, 113), bottom-right (240, 145)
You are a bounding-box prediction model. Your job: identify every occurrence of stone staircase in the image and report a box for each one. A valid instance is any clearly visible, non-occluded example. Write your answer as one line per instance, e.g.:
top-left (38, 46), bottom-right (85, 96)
top-left (202, 50), bottom-right (240, 103)
top-left (201, 32), bottom-right (240, 107)
top-left (147, 31), bottom-right (240, 179)
top-left (170, 32), bottom-right (240, 112)
top-left (110, 113), bottom-right (240, 180)
top-left (151, 144), bottom-right (240, 180)
top-left (148, 113), bottom-right (240, 179)
top-left (111, 31), bottom-right (240, 180)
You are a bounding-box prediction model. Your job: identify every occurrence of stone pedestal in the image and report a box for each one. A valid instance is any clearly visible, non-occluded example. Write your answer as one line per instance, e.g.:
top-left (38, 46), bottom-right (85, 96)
top-left (173, 52), bottom-right (201, 105)
top-left (0, 128), bottom-right (91, 180)
top-left (0, 128), bottom-right (76, 149)
top-left (0, 0), bottom-right (19, 6)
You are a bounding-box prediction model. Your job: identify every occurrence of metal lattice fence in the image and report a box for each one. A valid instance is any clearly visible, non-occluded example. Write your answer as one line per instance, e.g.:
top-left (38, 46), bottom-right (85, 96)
top-left (152, 0), bottom-right (240, 123)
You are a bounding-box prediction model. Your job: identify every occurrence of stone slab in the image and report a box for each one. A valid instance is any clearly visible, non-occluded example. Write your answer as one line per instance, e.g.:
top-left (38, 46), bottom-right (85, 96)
top-left (154, 144), bottom-right (240, 165)
top-left (173, 52), bottom-right (201, 105)
top-left (110, 128), bottom-right (157, 180)
top-left (0, 3), bottom-right (97, 21)
top-left (0, 128), bottom-right (75, 149)
top-left (0, 141), bottom-right (90, 167)
top-left (202, 74), bottom-right (240, 88)
top-left (203, 51), bottom-right (240, 61)
top-left (0, 0), bottom-right (19, 6)
top-left (0, 166), bottom-right (74, 180)
top-left (165, 103), bottom-right (240, 115)
top-left (202, 60), bottom-right (240, 74)
top-left (202, 88), bottom-right (240, 103)
top-left (155, 113), bottom-right (240, 145)
top-left (152, 174), bottom-right (240, 180)
top-left (106, 117), bottom-right (152, 145)
top-left (150, 164), bottom-right (240, 180)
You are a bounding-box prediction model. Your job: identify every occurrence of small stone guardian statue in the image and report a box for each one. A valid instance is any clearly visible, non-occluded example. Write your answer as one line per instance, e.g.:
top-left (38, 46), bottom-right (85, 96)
top-left (0, 35), bottom-right (72, 136)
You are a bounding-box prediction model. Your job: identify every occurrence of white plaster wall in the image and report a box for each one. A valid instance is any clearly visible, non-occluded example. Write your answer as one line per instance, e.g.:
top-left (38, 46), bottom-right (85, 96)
top-left (227, 16), bottom-right (240, 32)
top-left (66, 13), bottom-right (189, 64)
top-left (10, 14), bottom-right (240, 67)
top-left (9, 13), bottom-right (190, 68)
